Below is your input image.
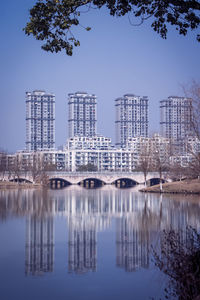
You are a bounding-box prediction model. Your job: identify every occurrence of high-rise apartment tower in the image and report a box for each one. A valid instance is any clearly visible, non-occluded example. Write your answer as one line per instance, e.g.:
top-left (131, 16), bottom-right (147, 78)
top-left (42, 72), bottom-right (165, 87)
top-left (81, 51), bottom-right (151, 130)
top-left (115, 94), bottom-right (148, 148)
top-left (160, 96), bottom-right (192, 141)
top-left (68, 92), bottom-right (97, 138)
top-left (26, 90), bottom-right (55, 151)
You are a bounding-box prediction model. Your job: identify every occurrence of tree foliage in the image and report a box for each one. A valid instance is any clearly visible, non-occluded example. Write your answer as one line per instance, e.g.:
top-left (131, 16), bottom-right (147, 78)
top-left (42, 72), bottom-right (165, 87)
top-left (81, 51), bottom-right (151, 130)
top-left (25, 0), bottom-right (200, 55)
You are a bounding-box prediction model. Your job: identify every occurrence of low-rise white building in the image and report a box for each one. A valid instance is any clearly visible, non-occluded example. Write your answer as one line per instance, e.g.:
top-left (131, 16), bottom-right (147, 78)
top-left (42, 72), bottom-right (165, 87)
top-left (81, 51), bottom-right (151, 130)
top-left (13, 148), bottom-right (135, 173)
top-left (6, 134), bottom-right (198, 175)
top-left (67, 149), bottom-right (134, 172)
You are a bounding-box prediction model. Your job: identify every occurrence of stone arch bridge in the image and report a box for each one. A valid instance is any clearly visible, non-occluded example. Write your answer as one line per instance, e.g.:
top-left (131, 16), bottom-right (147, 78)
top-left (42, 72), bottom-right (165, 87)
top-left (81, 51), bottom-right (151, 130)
top-left (48, 171), bottom-right (167, 185)
top-left (4, 171), bottom-right (170, 187)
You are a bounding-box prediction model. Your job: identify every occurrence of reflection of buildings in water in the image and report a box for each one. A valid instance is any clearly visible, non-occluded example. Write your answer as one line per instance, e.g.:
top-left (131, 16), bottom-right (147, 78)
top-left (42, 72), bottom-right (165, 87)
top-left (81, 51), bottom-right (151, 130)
top-left (25, 216), bottom-right (54, 276)
top-left (160, 194), bottom-right (200, 232)
top-left (1, 188), bottom-right (200, 276)
top-left (1, 188), bottom-right (200, 233)
top-left (116, 217), bottom-right (149, 272)
top-left (0, 189), bottom-right (56, 218)
top-left (68, 216), bottom-right (97, 274)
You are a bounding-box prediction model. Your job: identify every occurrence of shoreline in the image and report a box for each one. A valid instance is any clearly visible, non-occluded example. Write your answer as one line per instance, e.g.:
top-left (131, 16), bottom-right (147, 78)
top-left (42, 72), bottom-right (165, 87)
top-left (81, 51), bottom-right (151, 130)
top-left (0, 182), bottom-right (41, 189)
top-left (1, 179), bottom-right (200, 195)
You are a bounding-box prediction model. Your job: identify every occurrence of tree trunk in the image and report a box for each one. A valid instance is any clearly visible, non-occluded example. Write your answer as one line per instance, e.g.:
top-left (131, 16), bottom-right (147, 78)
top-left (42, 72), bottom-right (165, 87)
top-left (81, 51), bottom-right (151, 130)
top-left (159, 170), bottom-right (163, 192)
top-left (144, 173), bottom-right (147, 187)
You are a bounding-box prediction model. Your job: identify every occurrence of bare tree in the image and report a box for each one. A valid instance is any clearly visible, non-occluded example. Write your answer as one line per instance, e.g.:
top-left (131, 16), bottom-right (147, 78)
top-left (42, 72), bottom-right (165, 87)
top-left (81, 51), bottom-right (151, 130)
top-left (12, 157), bottom-right (23, 182)
top-left (22, 160), bottom-right (30, 182)
top-left (152, 150), bottom-right (169, 191)
top-left (42, 162), bottom-right (57, 172)
top-left (188, 81), bottom-right (200, 140)
top-left (186, 152), bottom-right (200, 179)
top-left (38, 161), bottom-right (57, 186)
top-left (137, 142), bottom-right (152, 187)
top-left (23, 153), bottom-right (54, 186)
top-left (34, 157), bottom-right (53, 186)
top-left (5, 155), bottom-right (19, 181)
top-left (183, 81), bottom-right (200, 178)
top-left (152, 227), bottom-right (200, 300)
top-left (169, 162), bottom-right (187, 182)
top-left (7, 158), bottom-right (13, 181)
top-left (30, 152), bottom-right (41, 183)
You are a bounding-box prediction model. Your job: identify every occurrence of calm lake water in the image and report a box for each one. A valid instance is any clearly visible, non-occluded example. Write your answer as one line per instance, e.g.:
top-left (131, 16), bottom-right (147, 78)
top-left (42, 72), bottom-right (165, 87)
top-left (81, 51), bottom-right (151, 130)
top-left (0, 186), bottom-right (200, 300)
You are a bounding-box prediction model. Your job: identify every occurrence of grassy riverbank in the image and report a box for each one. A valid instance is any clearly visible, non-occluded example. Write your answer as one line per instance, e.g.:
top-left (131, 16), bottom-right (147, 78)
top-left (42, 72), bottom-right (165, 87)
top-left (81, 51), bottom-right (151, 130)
top-left (0, 181), bottom-right (41, 189)
top-left (140, 179), bottom-right (200, 194)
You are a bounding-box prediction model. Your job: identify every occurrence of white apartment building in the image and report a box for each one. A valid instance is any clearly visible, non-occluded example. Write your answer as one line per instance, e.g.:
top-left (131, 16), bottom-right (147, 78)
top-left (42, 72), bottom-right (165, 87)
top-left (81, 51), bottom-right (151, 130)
top-left (160, 96), bottom-right (192, 141)
top-left (13, 147), bottom-right (135, 172)
top-left (66, 135), bottom-right (114, 150)
top-left (15, 150), bottom-right (68, 171)
top-left (65, 135), bottom-right (134, 171)
top-left (115, 94), bottom-right (149, 148)
top-left (68, 92), bottom-right (97, 138)
top-left (26, 90), bottom-right (55, 151)
top-left (12, 132), bottom-right (199, 174)
top-left (67, 149), bottom-right (134, 172)
top-left (9, 134), bottom-right (172, 174)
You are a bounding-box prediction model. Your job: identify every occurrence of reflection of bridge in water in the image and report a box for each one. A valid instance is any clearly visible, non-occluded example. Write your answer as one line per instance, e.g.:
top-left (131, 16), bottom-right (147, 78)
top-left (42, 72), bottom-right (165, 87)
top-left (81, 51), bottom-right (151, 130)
top-left (0, 187), bottom-right (200, 275)
top-left (1, 187), bottom-right (200, 230)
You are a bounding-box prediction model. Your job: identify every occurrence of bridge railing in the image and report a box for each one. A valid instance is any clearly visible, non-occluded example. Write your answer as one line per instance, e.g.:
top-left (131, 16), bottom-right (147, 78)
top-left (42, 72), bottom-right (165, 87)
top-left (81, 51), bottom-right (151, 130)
top-left (46, 171), bottom-right (149, 176)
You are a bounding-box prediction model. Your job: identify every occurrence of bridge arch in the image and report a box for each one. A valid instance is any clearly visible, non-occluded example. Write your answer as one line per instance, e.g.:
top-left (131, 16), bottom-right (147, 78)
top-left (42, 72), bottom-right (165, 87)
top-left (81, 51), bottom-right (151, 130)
top-left (112, 178), bottom-right (138, 188)
top-left (78, 177), bottom-right (105, 188)
top-left (147, 177), bottom-right (168, 186)
top-left (49, 178), bottom-right (71, 189)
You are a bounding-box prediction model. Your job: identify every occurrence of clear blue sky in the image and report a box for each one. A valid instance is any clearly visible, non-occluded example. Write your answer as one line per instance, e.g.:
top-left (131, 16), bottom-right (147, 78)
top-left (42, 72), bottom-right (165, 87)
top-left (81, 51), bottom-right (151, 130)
top-left (0, 0), bottom-right (200, 152)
